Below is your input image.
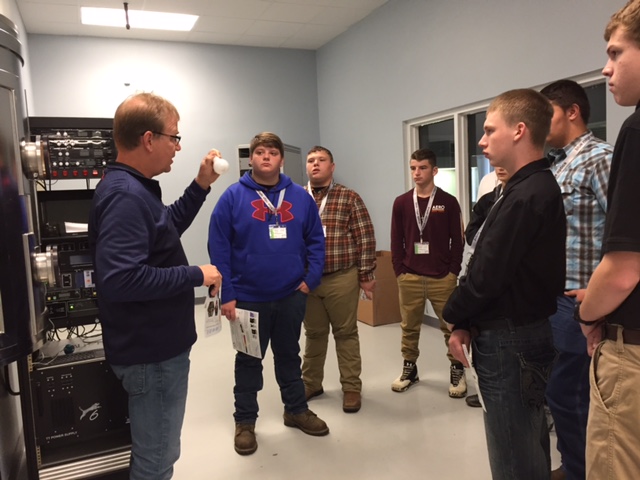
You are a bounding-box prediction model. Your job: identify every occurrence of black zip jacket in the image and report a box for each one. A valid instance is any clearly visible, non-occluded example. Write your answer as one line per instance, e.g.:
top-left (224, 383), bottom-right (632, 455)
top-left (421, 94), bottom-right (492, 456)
top-left (444, 158), bottom-right (566, 330)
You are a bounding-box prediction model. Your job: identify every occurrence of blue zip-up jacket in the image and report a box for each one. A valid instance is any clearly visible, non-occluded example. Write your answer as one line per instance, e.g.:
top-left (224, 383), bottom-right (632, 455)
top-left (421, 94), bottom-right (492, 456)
top-left (89, 163), bottom-right (207, 365)
top-left (208, 172), bottom-right (324, 304)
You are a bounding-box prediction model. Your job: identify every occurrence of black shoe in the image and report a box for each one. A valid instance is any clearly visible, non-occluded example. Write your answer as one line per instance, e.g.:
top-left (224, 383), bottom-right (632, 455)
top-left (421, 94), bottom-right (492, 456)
top-left (391, 360), bottom-right (419, 392)
top-left (551, 466), bottom-right (567, 480)
top-left (465, 394), bottom-right (481, 408)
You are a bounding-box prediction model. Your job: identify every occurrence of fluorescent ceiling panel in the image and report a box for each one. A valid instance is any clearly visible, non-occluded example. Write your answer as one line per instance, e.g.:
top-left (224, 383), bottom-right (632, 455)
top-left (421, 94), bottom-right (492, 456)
top-left (81, 7), bottom-right (198, 32)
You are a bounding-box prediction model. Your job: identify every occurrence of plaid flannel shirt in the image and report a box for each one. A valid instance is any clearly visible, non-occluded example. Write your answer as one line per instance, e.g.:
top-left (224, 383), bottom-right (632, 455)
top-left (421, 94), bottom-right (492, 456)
top-left (306, 183), bottom-right (376, 282)
top-left (550, 131), bottom-right (613, 289)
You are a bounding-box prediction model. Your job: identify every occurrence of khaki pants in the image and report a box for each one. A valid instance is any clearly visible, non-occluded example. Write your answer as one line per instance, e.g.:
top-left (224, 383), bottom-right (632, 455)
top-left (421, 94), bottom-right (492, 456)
top-left (302, 267), bottom-right (362, 392)
top-left (396, 272), bottom-right (458, 364)
top-left (586, 328), bottom-right (640, 479)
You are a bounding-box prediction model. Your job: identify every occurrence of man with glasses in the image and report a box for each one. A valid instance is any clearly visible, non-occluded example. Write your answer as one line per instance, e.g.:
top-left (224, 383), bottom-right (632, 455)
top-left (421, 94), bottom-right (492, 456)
top-left (89, 92), bottom-right (222, 480)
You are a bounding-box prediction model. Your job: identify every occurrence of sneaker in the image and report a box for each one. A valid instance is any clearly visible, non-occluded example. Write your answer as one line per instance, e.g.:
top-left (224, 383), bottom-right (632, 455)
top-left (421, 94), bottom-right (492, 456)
top-left (391, 360), bottom-right (419, 392)
top-left (449, 364), bottom-right (467, 398)
top-left (234, 423), bottom-right (257, 455)
top-left (283, 409), bottom-right (329, 436)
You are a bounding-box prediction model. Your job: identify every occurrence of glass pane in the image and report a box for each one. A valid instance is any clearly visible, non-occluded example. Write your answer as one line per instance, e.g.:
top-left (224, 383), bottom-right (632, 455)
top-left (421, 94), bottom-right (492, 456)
top-left (418, 118), bottom-right (456, 196)
top-left (467, 111), bottom-right (489, 207)
top-left (586, 83), bottom-right (606, 140)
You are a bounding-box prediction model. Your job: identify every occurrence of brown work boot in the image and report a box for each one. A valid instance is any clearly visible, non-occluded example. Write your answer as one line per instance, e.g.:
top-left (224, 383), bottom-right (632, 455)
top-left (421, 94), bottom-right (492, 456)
top-left (305, 386), bottom-right (324, 401)
top-left (283, 409), bottom-right (329, 436)
top-left (234, 423), bottom-right (257, 455)
top-left (343, 391), bottom-right (361, 413)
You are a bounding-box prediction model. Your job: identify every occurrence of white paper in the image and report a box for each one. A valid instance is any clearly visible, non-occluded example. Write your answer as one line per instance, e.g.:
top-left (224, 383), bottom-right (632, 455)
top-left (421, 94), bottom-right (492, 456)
top-left (204, 295), bottom-right (222, 336)
top-left (230, 309), bottom-right (261, 358)
top-left (463, 343), bottom-right (486, 413)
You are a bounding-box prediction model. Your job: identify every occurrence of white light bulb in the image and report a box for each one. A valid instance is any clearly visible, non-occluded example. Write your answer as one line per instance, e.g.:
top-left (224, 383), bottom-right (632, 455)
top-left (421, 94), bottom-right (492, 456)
top-left (213, 157), bottom-right (229, 175)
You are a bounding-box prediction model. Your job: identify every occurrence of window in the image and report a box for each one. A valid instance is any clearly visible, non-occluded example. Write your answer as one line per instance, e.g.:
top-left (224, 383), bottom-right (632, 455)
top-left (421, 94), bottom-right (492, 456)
top-left (418, 118), bottom-right (456, 196)
top-left (585, 83), bottom-right (606, 140)
top-left (467, 111), bottom-right (488, 206)
top-left (403, 71), bottom-right (607, 224)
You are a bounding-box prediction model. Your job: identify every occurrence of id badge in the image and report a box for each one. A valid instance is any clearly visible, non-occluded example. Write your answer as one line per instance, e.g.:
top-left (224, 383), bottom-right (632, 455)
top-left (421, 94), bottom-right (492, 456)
top-left (414, 242), bottom-right (429, 254)
top-left (269, 224), bottom-right (287, 240)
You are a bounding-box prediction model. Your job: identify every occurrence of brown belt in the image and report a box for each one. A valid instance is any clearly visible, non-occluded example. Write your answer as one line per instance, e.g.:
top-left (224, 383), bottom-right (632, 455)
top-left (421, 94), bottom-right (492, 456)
top-left (604, 324), bottom-right (640, 346)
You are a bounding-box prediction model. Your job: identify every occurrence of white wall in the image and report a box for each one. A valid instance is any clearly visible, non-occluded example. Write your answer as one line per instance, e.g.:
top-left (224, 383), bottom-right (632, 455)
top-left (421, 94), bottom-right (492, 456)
top-left (316, 0), bottom-right (631, 249)
top-left (27, 35), bottom-right (321, 296)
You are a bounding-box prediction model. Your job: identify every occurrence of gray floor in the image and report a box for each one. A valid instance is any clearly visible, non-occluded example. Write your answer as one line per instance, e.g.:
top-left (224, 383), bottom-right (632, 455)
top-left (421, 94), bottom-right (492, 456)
top-left (175, 309), bottom-right (560, 479)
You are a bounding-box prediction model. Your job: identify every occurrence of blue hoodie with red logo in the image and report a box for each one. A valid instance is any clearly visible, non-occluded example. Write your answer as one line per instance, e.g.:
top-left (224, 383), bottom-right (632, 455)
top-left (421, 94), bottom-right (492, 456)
top-left (208, 172), bottom-right (324, 304)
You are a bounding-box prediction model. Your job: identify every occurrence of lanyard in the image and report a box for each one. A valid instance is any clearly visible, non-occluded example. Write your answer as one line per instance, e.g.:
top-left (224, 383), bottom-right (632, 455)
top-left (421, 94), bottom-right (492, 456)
top-left (306, 181), bottom-right (334, 218)
top-left (469, 187), bottom-right (504, 254)
top-left (256, 189), bottom-right (286, 225)
top-left (413, 186), bottom-right (437, 243)
top-left (553, 134), bottom-right (590, 178)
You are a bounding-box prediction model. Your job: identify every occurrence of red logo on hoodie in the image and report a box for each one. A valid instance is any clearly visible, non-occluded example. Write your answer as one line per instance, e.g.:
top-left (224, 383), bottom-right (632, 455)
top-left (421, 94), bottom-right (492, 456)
top-left (251, 199), bottom-right (294, 223)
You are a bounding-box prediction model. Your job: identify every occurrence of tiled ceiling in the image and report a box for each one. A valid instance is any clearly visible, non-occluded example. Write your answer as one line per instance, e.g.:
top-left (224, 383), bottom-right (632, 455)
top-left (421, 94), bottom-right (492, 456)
top-left (15, 0), bottom-right (388, 50)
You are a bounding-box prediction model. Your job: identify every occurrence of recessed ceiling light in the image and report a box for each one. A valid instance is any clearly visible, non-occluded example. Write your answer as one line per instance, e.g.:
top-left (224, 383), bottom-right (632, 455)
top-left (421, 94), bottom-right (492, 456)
top-left (81, 7), bottom-right (198, 32)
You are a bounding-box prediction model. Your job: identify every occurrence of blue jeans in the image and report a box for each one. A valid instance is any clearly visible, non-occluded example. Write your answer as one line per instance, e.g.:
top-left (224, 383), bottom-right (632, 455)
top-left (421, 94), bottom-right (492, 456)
top-left (234, 290), bottom-right (308, 424)
top-left (473, 319), bottom-right (556, 480)
top-left (546, 295), bottom-right (590, 480)
top-left (111, 348), bottom-right (191, 480)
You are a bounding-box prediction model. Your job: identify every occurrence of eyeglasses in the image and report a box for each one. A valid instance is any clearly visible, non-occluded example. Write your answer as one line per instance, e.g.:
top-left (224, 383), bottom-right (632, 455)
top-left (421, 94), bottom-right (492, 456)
top-left (150, 131), bottom-right (182, 145)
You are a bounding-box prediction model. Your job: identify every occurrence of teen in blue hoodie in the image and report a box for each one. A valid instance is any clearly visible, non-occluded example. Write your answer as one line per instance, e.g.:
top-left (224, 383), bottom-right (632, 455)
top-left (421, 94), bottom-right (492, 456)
top-left (208, 132), bottom-right (328, 456)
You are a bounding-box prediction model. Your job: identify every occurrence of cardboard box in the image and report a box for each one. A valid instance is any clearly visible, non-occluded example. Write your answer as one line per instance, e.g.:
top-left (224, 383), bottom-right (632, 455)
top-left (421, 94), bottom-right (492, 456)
top-left (357, 251), bottom-right (402, 326)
